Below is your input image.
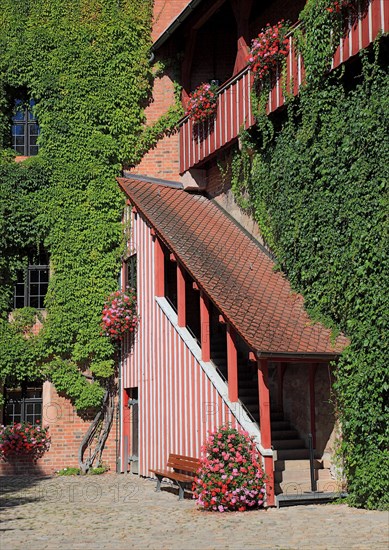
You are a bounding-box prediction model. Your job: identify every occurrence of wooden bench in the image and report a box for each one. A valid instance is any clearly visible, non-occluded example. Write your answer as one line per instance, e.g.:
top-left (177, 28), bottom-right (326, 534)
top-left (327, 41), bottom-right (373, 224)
top-left (150, 453), bottom-right (200, 500)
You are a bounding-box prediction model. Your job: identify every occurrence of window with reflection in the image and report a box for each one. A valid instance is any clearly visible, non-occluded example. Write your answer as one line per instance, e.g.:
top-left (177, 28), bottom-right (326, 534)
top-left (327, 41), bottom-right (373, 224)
top-left (11, 99), bottom-right (39, 156)
top-left (14, 251), bottom-right (49, 310)
top-left (3, 382), bottom-right (43, 425)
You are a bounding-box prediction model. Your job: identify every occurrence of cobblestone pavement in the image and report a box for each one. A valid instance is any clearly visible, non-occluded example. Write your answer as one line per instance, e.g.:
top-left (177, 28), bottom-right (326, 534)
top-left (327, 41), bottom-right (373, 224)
top-left (0, 474), bottom-right (388, 550)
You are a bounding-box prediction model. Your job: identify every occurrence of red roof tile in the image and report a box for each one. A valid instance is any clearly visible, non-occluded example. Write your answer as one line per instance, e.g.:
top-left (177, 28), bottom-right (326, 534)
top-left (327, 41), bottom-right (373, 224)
top-left (118, 177), bottom-right (349, 358)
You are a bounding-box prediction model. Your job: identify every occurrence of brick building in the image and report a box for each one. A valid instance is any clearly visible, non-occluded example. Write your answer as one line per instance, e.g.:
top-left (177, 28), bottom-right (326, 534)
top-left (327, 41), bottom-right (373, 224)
top-left (118, 0), bottom-right (388, 506)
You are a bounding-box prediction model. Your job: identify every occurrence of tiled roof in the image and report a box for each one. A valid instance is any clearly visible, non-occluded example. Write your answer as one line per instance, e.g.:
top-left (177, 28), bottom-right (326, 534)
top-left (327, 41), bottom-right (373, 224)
top-left (118, 177), bottom-right (349, 358)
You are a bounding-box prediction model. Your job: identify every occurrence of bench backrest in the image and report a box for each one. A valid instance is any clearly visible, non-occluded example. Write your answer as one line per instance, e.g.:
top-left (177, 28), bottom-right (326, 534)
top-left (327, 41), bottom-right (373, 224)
top-left (167, 453), bottom-right (200, 475)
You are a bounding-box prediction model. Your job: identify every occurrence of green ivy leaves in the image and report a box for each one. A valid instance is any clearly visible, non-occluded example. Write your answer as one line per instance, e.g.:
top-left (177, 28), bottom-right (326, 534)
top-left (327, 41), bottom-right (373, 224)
top-left (0, 0), bottom-right (152, 409)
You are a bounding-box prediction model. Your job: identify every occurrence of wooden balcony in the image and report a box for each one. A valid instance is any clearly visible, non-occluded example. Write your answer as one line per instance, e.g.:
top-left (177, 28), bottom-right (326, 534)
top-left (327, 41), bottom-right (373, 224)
top-left (179, 0), bottom-right (388, 174)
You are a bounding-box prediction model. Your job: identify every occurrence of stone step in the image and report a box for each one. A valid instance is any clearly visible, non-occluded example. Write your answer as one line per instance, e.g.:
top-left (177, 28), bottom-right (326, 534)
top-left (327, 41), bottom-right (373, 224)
top-left (272, 439), bottom-right (306, 450)
top-left (274, 468), bottom-right (331, 484)
top-left (271, 429), bottom-right (299, 439)
top-left (275, 459), bottom-right (323, 471)
top-left (276, 491), bottom-right (347, 507)
top-left (276, 448), bottom-right (311, 460)
top-left (276, 479), bottom-right (342, 495)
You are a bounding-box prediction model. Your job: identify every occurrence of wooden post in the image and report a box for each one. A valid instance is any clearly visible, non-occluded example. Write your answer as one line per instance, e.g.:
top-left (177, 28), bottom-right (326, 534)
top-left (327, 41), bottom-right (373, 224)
top-left (226, 324), bottom-right (238, 402)
top-left (154, 237), bottom-right (164, 297)
top-left (258, 358), bottom-right (274, 506)
top-left (200, 291), bottom-right (210, 362)
top-left (177, 264), bottom-right (186, 327)
top-left (309, 364), bottom-right (318, 449)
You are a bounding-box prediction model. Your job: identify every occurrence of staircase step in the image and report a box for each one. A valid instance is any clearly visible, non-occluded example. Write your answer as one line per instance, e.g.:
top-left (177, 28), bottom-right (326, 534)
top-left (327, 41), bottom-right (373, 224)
top-left (276, 448), bottom-right (311, 460)
top-left (272, 439), bottom-right (306, 450)
top-left (270, 411), bottom-right (284, 421)
top-left (275, 459), bottom-right (323, 471)
top-left (271, 421), bottom-right (291, 430)
top-left (271, 429), bottom-right (299, 439)
top-left (276, 491), bottom-right (347, 507)
top-left (275, 467), bottom-right (330, 484)
top-left (276, 479), bottom-right (342, 495)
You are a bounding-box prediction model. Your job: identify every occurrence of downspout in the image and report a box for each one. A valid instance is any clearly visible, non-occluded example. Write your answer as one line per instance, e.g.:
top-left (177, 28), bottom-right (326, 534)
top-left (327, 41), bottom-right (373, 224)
top-left (116, 343), bottom-right (122, 473)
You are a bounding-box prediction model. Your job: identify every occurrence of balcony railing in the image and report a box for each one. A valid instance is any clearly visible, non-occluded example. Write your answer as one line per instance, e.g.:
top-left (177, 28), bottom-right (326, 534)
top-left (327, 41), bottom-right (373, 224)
top-left (179, 0), bottom-right (387, 174)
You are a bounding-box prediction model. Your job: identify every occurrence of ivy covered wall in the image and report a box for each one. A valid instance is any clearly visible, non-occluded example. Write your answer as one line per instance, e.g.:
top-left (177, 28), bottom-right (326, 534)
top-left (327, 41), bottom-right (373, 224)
top-left (234, 35), bottom-right (388, 509)
top-left (0, 1), bottom-right (152, 418)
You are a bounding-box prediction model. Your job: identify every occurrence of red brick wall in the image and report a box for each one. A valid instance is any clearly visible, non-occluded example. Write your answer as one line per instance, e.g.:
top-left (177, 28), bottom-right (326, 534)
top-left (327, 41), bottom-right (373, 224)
top-left (131, 71), bottom-right (181, 181)
top-left (0, 382), bottom-right (118, 476)
top-left (152, 0), bottom-right (191, 42)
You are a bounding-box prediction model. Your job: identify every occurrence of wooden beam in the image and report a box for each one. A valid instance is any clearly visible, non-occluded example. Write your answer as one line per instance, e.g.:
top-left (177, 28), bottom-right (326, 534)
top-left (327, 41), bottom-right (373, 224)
top-left (231, 0), bottom-right (253, 73)
top-left (200, 291), bottom-right (210, 362)
top-left (264, 455), bottom-right (275, 507)
top-left (309, 364), bottom-right (318, 449)
top-left (177, 264), bottom-right (186, 328)
top-left (258, 357), bottom-right (275, 506)
top-left (227, 324), bottom-right (238, 402)
top-left (258, 358), bottom-right (271, 449)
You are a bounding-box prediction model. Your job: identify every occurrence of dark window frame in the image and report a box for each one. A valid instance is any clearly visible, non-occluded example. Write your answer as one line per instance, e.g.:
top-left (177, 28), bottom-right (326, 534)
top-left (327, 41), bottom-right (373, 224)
top-left (11, 99), bottom-right (39, 156)
top-left (3, 381), bottom-right (43, 426)
top-left (14, 255), bottom-right (49, 310)
top-left (126, 253), bottom-right (137, 292)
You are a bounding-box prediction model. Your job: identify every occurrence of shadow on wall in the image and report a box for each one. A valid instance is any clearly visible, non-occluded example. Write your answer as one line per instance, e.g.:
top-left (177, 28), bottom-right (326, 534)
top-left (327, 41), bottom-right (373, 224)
top-left (280, 363), bottom-right (336, 458)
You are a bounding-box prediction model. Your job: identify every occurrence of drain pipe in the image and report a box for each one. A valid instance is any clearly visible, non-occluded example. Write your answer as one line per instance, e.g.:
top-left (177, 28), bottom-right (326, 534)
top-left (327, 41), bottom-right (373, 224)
top-left (116, 343), bottom-right (122, 473)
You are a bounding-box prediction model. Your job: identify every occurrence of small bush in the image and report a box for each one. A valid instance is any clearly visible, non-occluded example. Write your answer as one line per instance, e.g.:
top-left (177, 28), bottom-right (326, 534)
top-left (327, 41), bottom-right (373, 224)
top-left (57, 467), bottom-right (81, 476)
top-left (88, 465), bottom-right (108, 475)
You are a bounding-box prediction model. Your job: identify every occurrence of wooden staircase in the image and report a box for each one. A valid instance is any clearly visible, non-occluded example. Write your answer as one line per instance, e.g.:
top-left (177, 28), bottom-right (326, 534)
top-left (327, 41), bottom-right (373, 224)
top-left (209, 334), bottom-right (343, 506)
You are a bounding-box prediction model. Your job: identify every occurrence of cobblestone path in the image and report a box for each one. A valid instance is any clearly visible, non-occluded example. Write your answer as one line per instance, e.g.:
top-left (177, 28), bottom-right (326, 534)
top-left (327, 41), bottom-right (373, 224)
top-left (1, 474), bottom-right (388, 549)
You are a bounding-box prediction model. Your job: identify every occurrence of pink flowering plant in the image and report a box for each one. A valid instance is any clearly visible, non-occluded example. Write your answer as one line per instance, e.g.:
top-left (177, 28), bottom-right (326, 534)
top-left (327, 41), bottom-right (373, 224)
top-left (248, 20), bottom-right (289, 81)
top-left (101, 288), bottom-right (139, 340)
top-left (193, 424), bottom-right (266, 512)
top-left (327, 0), bottom-right (357, 14)
top-left (0, 421), bottom-right (51, 461)
top-left (186, 82), bottom-right (219, 124)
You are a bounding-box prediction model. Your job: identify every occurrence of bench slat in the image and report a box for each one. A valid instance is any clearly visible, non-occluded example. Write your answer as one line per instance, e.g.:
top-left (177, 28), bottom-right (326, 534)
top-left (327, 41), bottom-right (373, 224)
top-left (150, 453), bottom-right (200, 500)
top-left (150, 468), bottom-right (194, 483)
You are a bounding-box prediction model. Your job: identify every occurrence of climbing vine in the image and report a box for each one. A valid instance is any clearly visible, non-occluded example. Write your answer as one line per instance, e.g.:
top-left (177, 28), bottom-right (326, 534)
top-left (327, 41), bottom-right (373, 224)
top-left (231, 2), bottom-right (388, 509)
top-left (0, 0), bottom-right (153, 469)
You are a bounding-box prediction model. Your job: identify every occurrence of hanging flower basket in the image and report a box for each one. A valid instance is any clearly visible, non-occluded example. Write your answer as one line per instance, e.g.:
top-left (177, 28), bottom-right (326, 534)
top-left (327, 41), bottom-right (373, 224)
top-left (0, 421), bottom-right (51, 462)
top-left (186, 82), bottom-right (219, 124)
top-left (101, 288), bottom-right (139, 340)
top-left (193, 424), bottom-right (266, 512)
top-left (326, 0), bottom-right (357, 14)
top-left (248, 20), bottom-right (289, 81)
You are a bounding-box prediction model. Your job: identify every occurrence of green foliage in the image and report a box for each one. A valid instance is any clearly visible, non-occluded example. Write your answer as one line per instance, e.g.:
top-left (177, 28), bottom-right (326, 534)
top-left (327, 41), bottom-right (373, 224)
top-left (298, 0), bottom-right (344, 88)
top-left (57, 466), bottom-right (81, 476)
top-left (237, 43), bottom-right (388, 509)
top-left (0, 1), bottom-right (152, 409)
top-left (10, 308), bottom-right (43, 335)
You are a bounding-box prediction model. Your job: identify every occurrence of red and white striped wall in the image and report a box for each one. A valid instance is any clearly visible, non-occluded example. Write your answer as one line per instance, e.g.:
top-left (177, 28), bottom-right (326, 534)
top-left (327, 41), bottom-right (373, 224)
top-left (120, 210), bottom-right (268, 478)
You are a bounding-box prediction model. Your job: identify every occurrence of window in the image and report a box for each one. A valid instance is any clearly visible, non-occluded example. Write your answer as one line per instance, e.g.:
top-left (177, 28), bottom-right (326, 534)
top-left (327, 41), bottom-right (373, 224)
top-left (11, 99), bottom-right (39, 156)
top-left (3, 382), bottom-right (43, 425)
top-left (164, 247), bottom-right (177, 312)
top-left (126, 254), bottom-right (137, 291)
top-left (14, 252), bottom-right (49, 309)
